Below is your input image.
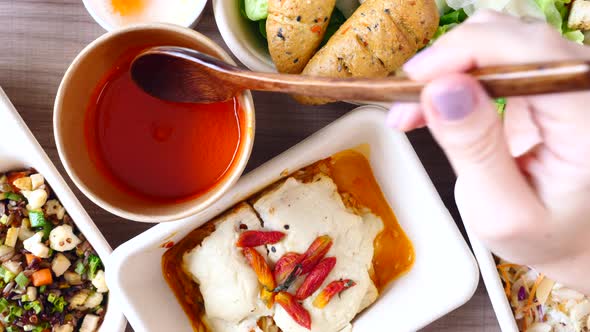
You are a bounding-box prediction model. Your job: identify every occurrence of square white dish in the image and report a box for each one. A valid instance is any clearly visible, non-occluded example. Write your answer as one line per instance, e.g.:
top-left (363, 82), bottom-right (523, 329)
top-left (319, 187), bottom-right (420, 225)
top-left (0, 87), bottom-right (126, 332)
top-left (107, 105), bottom-right (479, 332)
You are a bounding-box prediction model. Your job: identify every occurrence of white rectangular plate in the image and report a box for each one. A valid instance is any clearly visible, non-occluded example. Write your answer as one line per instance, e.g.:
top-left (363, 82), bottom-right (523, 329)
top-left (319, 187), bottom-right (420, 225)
top-left (107, 106), bottom-right (479, 332)
top-left (0, 87), bottom-right (126, 332)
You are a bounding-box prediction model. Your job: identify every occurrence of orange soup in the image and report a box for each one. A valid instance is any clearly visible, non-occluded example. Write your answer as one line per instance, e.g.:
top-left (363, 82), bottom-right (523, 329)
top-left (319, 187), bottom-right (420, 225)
top-left (85, 48), bottom-right (245, 202)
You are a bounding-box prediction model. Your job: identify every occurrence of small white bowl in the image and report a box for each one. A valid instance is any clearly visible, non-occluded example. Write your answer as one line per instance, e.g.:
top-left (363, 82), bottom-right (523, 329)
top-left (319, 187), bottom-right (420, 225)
top-left (466, 227), bottom-right (520, 331)
top-left (212, 0), bottom-right (275, 72)
top-left (82, 0), bottom-right (207, 31)
top-left (54, 24), bottom-right (255, 223)
top-left (107, 106), bottom-right (479, 332)
top-left (0, 87), bottom-right (126, 332)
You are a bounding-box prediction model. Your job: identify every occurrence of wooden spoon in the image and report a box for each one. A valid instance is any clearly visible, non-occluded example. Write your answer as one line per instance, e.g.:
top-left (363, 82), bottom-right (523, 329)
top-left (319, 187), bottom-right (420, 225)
top-left (130, 46), bottom-right (590, 104)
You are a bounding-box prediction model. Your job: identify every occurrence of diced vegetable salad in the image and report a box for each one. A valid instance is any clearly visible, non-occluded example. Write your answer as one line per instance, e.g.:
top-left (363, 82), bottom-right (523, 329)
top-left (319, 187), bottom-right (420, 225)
top-left (0, 170), bottom-right (107, 332)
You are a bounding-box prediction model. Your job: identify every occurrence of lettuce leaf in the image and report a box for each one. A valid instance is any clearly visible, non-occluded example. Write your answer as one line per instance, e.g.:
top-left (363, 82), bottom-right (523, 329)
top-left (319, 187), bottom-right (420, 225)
top-left (534, 0), bottom-right (569, 31)
top-left (564, 30), bottom-right (585, 43)
top-left (244, 0), bottom-right (268, 21)
top-left (429, 8), bottom-right (468, 45)
top-left (533, 0), bottom-right (583, 43)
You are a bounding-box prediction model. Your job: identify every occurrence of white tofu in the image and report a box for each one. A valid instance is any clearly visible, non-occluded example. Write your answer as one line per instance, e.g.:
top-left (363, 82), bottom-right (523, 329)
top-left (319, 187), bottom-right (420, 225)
top-left (30, 174), bottom-right (44, 191)
top-left (53, 324), bottom-right (74, 332)
top-left (253, 175), bottom-right (383, 332)
top-left (23, 232), bottom-right (50, 258)
top-left (569, 0), bottom-right (590, 30)
top-left (184, 203), bottom-right (272, 330)
top-left (208, 317), bottom-right (264, 332)
top-left (91, 270), bottom-right (109, 293)
top-left (26, 286), bottom-right (37, 301)
top-left (51, 253), bottom-right (71, 277)
top-left (79, 314), bottom-right (100, 332)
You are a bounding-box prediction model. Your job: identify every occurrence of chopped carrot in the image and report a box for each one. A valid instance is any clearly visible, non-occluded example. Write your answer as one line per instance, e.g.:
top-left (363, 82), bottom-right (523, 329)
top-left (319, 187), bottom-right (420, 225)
top-left (31, 268), bottom-right (53, 287)
top-left (25, 253), bottom-right (39, 265)
top-left (496, 263), bottom-right (520, 270)
top-left (311, 25), bottom-right (321, 34)
top-left (516, 301), bottom-right (540, 314)
top-left (499, 268), bottom-right (511, 297)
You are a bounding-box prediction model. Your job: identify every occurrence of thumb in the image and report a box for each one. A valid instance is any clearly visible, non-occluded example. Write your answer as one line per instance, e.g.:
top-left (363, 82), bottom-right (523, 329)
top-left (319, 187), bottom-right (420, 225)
top-left (422, 74), bottom-right (545, 244)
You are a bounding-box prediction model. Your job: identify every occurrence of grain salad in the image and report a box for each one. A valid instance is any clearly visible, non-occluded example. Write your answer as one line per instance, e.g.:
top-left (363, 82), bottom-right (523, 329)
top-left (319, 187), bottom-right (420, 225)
top-left (0, 169), bottom-right (108, 332)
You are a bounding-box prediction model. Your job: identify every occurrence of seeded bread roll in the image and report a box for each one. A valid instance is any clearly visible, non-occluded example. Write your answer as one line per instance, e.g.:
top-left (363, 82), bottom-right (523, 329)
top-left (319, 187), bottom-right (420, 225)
top-left (266, 0), bottom-right (336, 74)
top-left (295, 0), bottom-right (439, 105)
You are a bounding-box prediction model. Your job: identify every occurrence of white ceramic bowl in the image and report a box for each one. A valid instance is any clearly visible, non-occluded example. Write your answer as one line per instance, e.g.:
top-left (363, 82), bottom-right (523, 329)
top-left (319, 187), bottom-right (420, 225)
top-left (211, 0), bottom-right (392, 110)
top-left (466, 227), bottom-right (520, 331)
top-left (107, 106), bottom-right (479, 332)
top-left (213, 0), bottom-right (275, 72)
top-left (0, 87), bottom-right (126, 332)
top-left (54, 24), bottom-right (255, 223)
top-left (82, 0), bottom-right (207, 31)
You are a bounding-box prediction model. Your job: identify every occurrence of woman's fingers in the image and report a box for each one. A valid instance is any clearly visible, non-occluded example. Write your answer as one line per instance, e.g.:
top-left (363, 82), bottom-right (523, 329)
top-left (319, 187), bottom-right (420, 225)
top-left (386, 103), bottom-right (425, 131)
top-left (421, 74), bottom-right (547, 259)
top-left (403, 11), bottom-right (589, 81)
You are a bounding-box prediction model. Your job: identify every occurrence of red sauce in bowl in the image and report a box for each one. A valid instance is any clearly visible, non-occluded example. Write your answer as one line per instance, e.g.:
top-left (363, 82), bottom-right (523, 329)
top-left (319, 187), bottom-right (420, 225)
top-left (85, 48), bottom-right (245, 202)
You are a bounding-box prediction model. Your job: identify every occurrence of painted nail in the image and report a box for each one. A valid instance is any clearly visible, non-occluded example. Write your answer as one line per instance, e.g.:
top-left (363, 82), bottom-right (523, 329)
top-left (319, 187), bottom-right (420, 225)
top-left (430, 84), bottom-right (475, 121)
top-left (403, 47), bottom-right (436, 74)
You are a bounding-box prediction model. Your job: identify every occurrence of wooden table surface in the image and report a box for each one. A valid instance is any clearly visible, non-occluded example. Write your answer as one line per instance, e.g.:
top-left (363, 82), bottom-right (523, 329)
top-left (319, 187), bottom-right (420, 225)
top-left (0, 1), bottom-right (501, 331)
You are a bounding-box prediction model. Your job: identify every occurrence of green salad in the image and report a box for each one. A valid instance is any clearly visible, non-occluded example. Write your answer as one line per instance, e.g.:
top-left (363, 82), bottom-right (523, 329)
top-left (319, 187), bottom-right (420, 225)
top-left (239, 0), bottom-right (587, 113)
top-left (431, 0), bottom-right (585, 115)
top-left (433, 0), bottom-right (584, 44)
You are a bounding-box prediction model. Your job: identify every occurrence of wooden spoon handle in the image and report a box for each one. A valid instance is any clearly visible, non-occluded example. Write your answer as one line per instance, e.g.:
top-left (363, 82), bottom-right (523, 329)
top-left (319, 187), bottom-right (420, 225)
top-left (234, 60), bottom-right (590, 102)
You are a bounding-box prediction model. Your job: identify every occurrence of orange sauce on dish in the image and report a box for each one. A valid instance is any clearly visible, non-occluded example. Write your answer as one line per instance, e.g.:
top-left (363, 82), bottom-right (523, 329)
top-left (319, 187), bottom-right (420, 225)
top-left (163, 223), bottom-right (214, 332)
top-left (329, 150), bottom-right (414, 291)
top-left (85, 48), bottom-right (244, 202)
top-left (111, 0), bottom-right (144, 16)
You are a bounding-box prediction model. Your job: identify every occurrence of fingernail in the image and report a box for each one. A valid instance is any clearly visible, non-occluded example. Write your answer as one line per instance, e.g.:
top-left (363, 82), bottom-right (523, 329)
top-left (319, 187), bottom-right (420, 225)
top-left (387, 103), bottom-right (414, 129)
top-left (403, 47), bottom-right (436, 74)
top-left (430, 84), bottom-right (475, 121)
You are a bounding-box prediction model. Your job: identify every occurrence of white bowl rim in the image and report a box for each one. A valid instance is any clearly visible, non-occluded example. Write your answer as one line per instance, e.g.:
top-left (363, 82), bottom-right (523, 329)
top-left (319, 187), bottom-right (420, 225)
top-left (81, 0), bottom-right (207, 31)
top-left (466, 225), bottom-right (521, 331)
top-left (212, 0), bottom-right (276, 72)
top-left (53, 23), bottom-right (255, 223)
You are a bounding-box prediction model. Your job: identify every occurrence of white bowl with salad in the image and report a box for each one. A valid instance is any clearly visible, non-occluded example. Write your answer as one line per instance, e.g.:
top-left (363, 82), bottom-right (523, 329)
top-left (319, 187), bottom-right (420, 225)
top-left (212, 0), bottom-right (354, 72)
top-left (0, 87), bottom-right (126, 332)
top-left (213, 0), bottom-right (587, 74)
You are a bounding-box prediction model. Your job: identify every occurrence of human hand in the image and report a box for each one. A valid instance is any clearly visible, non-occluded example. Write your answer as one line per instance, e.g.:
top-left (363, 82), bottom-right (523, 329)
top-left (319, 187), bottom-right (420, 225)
top-left (387, 11), bottom-right (590, 294)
